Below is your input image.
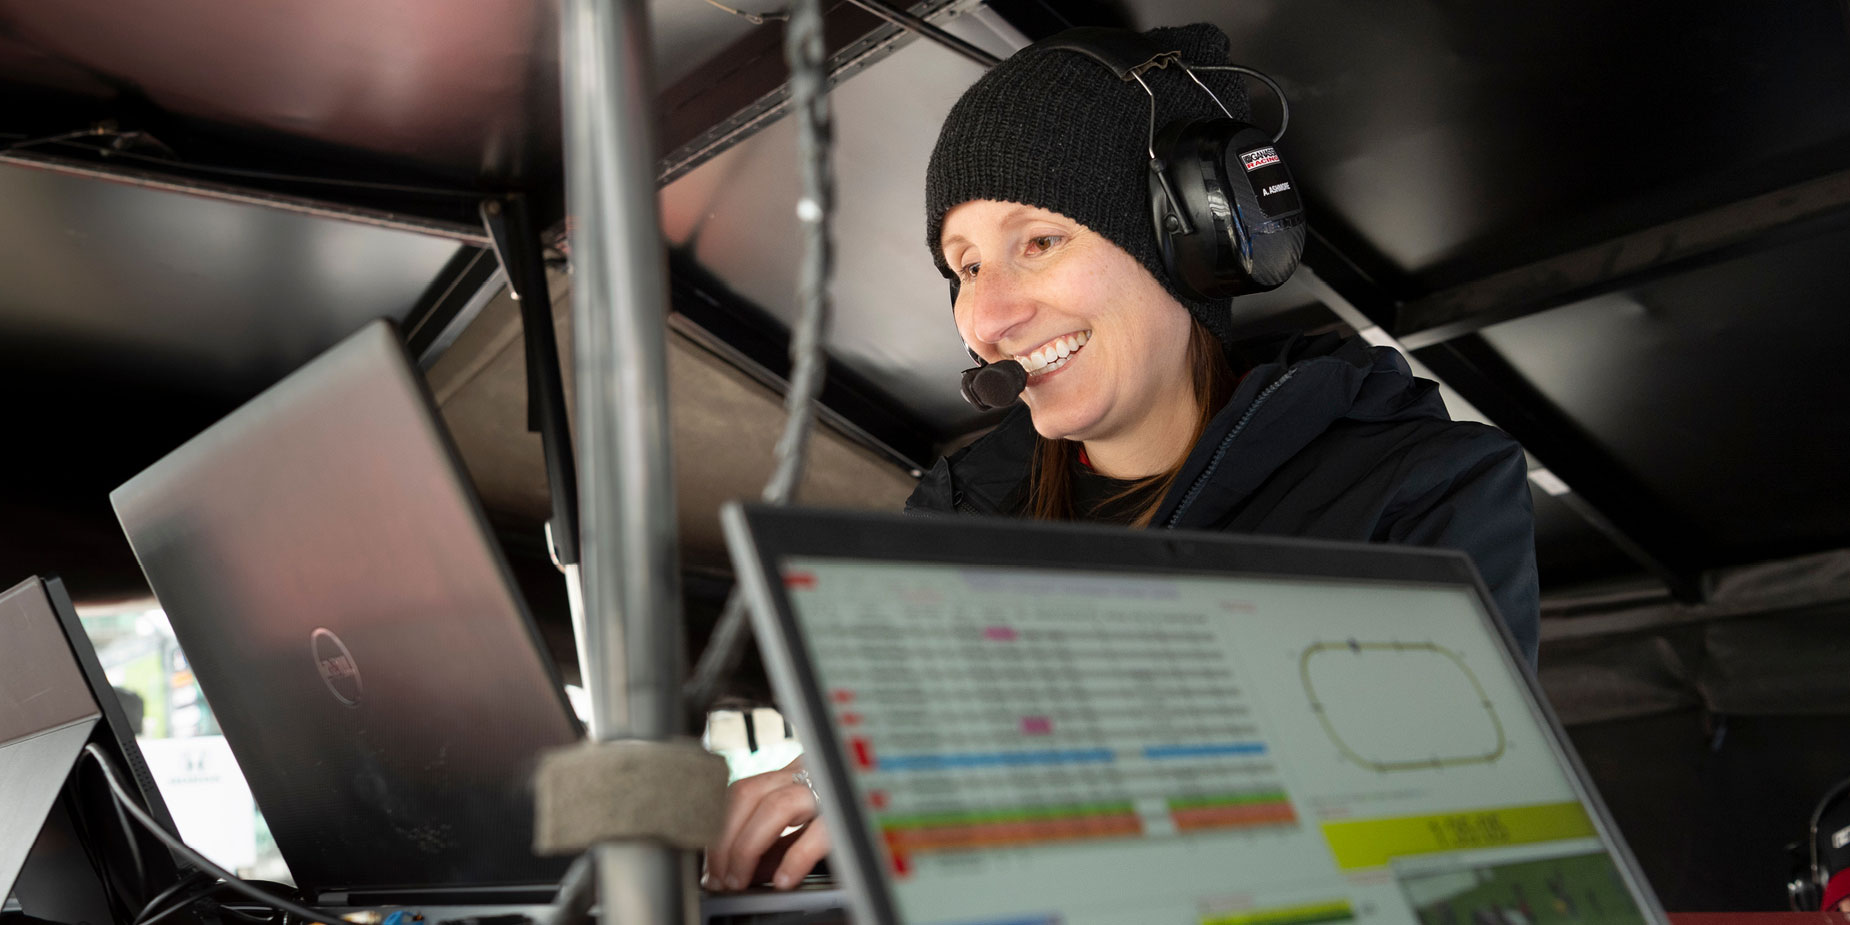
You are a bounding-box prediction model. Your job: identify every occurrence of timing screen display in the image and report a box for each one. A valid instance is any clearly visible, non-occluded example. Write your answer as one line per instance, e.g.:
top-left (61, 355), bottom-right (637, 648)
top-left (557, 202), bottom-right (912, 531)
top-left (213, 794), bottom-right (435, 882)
top-left (779, 560), bottom-right (1651, 925)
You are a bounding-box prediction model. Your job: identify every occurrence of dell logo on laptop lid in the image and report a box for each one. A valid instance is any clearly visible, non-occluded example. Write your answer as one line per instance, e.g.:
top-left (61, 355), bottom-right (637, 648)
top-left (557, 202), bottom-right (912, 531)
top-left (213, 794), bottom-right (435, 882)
top-left (311, 628), bottom-right (363, 707)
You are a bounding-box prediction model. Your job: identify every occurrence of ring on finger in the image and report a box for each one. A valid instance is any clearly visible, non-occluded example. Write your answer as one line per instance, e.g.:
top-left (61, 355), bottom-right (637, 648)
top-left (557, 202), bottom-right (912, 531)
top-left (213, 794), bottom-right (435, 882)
top-left (792, 768), bottom-right (822, 808)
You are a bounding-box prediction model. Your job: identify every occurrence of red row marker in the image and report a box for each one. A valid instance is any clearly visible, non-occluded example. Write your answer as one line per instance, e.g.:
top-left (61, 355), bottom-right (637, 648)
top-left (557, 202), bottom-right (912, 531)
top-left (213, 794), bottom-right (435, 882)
top-left (784, 571), bottom-right (817, 589)
top-left (851, 736), bottom-right (876, 770)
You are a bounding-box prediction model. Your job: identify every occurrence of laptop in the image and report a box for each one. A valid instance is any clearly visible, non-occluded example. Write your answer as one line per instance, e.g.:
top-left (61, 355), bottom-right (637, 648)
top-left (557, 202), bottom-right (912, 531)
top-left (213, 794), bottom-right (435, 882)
top-left (111, 320), bottom-right (581, 904)
top-left (722, 504), bottom-right (1668, 925)
top-left (2, 575), bottom-right (204, 925)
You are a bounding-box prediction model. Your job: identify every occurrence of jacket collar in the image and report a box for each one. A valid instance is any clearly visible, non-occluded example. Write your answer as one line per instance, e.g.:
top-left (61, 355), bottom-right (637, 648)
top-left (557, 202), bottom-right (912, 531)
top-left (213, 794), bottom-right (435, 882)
top-left (934, 334), bottom-right (1445, 523)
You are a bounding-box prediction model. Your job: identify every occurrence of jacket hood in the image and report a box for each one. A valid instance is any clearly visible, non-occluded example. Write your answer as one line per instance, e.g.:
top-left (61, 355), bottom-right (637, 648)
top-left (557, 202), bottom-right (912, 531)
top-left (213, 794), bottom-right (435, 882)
top-left (908, 333), bottom-right (1451, 524)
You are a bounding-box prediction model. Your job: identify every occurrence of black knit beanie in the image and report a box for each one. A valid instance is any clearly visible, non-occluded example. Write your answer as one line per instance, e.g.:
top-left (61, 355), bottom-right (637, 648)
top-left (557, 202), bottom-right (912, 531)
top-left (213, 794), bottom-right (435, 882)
top-left (925, 24), bottom-right (1252, 346)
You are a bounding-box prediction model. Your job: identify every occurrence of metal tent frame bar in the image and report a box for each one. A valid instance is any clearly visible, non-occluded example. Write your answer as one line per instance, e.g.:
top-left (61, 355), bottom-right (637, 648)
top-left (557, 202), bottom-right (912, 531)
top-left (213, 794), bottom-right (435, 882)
top-left (560, 0), bottom-right (695, 920)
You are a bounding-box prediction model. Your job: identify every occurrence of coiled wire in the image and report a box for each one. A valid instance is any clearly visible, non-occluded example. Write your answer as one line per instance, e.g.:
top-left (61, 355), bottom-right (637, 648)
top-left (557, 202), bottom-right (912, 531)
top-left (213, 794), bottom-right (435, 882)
top-left (684, 0), bottom-right (832, 718)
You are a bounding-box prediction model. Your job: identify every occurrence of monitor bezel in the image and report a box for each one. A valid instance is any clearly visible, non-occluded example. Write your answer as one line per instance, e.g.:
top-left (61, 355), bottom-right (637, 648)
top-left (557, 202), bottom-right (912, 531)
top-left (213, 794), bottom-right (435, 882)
top-left (722, 502), bottom-right (1667, 925)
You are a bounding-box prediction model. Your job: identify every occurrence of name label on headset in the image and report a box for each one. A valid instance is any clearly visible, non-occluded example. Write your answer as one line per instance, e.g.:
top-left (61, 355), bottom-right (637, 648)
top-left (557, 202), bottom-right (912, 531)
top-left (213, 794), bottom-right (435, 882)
top-left (1239, 148), bottom-right (1304, 221)
top-left (1240, 147), bottom-right (1282, 171)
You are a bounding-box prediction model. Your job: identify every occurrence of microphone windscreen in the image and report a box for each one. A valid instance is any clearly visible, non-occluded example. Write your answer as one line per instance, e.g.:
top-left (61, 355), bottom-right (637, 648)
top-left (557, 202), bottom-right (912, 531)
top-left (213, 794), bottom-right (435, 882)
top-left (965, 359), bottom-right (1027, 410)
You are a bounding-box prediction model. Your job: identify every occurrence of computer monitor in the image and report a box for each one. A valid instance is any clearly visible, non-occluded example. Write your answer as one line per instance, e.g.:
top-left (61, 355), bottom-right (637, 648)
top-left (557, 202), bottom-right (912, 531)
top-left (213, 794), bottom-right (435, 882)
top-left (723, 505), bottom-right (1667, 925)
top-left (1, 575), bottom-right (201, 925)
top-left (111, 320), bottom-right (580, 903)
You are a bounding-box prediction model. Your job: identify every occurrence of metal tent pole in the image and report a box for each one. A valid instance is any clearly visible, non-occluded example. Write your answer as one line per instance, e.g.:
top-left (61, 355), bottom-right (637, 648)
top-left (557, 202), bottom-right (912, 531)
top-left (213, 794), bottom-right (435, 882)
top-left (559, 0), bottom-right (693, 921)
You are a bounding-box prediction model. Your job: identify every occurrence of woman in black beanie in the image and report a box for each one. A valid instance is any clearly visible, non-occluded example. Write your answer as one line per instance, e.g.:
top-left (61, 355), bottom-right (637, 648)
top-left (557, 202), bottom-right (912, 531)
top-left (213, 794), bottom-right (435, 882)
top-left (707, 22), bottom-right (1540, 893)
top-left (909, 21), bottom-right (1535, 649)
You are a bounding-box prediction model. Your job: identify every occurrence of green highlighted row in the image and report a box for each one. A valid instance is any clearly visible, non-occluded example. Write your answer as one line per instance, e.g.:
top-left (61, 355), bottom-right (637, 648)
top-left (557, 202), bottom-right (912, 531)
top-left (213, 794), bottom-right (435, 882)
top-left (1168, 790), bottom-right (1292, 811)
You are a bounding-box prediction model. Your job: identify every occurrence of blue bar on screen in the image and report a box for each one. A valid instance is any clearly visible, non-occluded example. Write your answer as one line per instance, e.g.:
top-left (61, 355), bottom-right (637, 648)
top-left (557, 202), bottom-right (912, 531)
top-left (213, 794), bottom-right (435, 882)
top-left (1142, 742), bottom-right (1269, 760)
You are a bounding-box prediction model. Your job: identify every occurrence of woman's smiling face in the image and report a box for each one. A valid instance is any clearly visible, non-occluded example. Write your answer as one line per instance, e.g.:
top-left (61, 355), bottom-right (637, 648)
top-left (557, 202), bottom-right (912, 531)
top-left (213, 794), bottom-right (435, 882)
top-left (942, 200), bottom-right (1197, 446)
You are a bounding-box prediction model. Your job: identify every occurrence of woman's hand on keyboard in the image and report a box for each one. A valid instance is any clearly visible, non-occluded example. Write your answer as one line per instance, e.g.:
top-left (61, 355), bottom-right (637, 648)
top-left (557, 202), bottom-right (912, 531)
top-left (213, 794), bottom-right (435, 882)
top-left (705, 756), bottom-right (832, 891)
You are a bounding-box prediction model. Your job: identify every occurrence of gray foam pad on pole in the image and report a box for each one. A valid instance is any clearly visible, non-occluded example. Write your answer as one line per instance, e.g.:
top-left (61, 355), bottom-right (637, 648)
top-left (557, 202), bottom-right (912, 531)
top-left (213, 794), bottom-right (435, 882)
top-left (533, 739), bottom-right (732, 854)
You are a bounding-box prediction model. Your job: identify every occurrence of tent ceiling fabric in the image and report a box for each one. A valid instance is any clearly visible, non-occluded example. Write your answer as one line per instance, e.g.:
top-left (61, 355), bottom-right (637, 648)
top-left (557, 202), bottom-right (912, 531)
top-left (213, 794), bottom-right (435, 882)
top-left (0, 0), bottom-right (753, 190)
top-left (660, 11), bottom-right (1025, 433)
top-left (1529, 490), bottom-right (1642, 593)
top-left (0, 0), bottom-right (1844, 621)
top-left (1122, 0), bottom-right (1850, 286)
top-left (0, 0), bottom-right (560, 182)
top-left (0, 160), bottom-right (465, 605)
top-left (1538, 550), bottom-right (1850, 724)
top-left (0, 162), bottom-right (461, 393)
top-left (1477, 223), bottom-right (1850, 566)
top-left (423, 269), bottom-right (917, 570)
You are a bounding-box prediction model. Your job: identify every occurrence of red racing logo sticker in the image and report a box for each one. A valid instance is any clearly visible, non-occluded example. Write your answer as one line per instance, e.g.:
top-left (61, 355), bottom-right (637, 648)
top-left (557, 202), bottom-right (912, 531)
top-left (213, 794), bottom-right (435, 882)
top-left (1240, 147), bottom-right (1281, 171)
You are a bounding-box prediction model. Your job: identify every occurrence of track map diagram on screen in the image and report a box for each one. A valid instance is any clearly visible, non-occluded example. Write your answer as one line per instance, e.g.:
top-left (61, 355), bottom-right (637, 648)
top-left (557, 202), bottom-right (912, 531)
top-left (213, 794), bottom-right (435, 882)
top-left (781, 559), bottom-right (1651, 925)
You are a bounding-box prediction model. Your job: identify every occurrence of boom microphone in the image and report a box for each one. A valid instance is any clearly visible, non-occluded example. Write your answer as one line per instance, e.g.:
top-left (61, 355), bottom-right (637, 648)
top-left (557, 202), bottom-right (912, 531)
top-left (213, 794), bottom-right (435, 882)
top-left (959, 358), bottom-right (1027, 411)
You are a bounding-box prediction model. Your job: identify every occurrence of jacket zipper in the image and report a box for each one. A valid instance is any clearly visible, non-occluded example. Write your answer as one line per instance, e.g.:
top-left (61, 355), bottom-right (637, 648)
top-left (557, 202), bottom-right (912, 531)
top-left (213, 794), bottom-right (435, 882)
top-left (1162, 369), bottom-right (1298, 529)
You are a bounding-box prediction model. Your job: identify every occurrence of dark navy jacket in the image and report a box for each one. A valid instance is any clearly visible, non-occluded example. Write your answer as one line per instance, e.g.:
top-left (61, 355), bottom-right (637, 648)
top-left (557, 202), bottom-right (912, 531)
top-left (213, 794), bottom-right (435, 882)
top-left (905, 334), bottom-right (1541, 664)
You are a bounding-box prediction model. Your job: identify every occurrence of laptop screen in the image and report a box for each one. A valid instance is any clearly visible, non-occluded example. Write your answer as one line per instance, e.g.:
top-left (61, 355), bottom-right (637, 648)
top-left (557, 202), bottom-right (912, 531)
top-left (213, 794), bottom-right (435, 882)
top-left (111, 321), bottom-right (578, 897)
top-left (772, 555), bottom-right (1652, 925)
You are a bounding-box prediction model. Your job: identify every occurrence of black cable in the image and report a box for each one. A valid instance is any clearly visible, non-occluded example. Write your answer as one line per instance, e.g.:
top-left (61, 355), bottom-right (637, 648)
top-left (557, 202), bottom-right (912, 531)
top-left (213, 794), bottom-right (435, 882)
top-left (0, 128), bottom-right (111, 152)
top-left (838, 0), bottom-right (1000, 67)
top-left (216, 904), bottom-right (280, 923)
top-left (107, 777), bottom-right (150, 902)
top-left (700, 0), bottom-right (789, 24)
top-left (213, 906), bottom-right (279, 924)
top-left (139, 882), bottom-right (282, 925)
top-left (135, 873), bottom-right (233, 925)
top-left (1188, 65), bottom-right (1292, 144)
top-left (1031, 0), bottom-right (1073, 29)
top-left (41, 138), bottom-right (485, 198)
top-left (683, 0), bottom-right (839, 722)
top-left (134, 871), bottom-right (216, 925)
top-left (62, 768), bottom-right (139, 925)
top-left (1, 133), bottom-right (482, 200)
top-left (79, 744), bottom-right (340, 925)
top-left (137, 884), bottom-right (223, 925)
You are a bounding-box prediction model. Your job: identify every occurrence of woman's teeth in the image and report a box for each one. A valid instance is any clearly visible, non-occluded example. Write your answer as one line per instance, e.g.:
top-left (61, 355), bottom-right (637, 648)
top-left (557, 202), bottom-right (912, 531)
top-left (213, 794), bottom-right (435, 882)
top-left (1018, 331), bottom-right (1089, 373)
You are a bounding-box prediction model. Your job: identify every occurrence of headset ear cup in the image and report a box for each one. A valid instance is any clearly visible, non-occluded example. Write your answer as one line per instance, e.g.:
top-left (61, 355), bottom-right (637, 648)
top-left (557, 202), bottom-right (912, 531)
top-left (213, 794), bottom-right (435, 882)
top-left (1149, 119), bottom-right (1245, 300)
top-left (1149, 119), bottom-right (1305, 300)
top-left (1221, 123), bottom-right (1306, 290)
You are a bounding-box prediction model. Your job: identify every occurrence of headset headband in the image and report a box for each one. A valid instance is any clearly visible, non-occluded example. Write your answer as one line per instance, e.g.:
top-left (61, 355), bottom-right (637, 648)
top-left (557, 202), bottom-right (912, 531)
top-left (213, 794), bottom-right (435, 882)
top-left (1034, 27), bottom-right (1293, 241)
top-left (1036, 28), bottom-right (1291, 143)
top-left (1034, 27), bottom-right (1179, 80)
